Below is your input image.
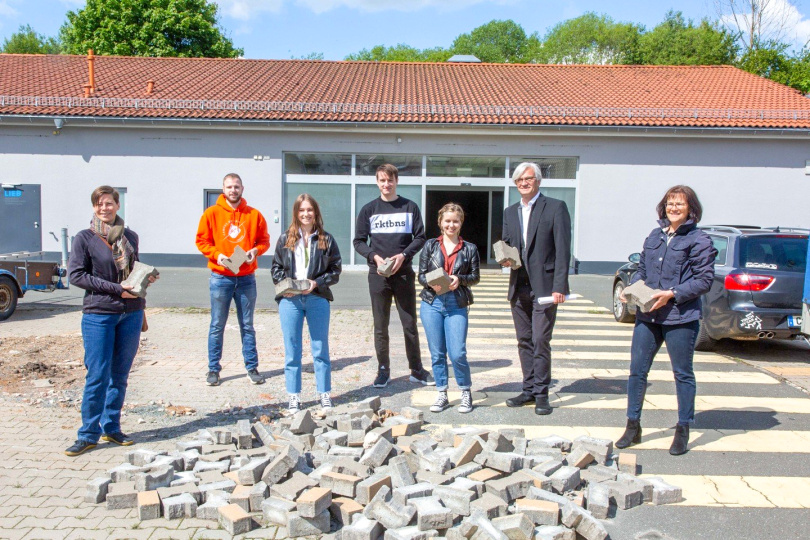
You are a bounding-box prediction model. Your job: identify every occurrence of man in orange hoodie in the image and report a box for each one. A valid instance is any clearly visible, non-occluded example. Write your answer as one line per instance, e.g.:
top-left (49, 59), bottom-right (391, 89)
top-left (196, 173), bottom-right (270, 387)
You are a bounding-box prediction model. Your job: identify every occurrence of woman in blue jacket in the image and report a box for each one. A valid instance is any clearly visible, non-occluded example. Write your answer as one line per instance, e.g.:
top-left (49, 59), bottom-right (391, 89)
top-left (65, 186), bottom-right (156, 456)
top-left (616, 185), bottom-right (717, 455)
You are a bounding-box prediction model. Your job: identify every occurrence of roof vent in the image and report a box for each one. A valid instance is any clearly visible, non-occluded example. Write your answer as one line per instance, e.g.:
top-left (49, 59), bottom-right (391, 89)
top-left (447, 55), bottom-right (481, 63)
top-left (86, 49), bottom-right (96, 94)
top-left (146, 80), bottom-right (155, 96)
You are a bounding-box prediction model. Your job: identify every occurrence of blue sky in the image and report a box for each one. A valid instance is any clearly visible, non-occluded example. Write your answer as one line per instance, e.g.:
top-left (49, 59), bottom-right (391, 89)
top-left (2, 0), bottom-right (810, 59)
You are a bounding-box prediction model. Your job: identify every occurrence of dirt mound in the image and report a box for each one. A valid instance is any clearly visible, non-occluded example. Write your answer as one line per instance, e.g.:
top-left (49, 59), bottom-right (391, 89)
top-left (0, 335), bottom-right (84, 395)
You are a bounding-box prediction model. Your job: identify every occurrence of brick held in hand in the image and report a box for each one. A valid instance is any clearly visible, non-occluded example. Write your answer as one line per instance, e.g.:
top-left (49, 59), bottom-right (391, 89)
top-left (222, 246), bottom-right (249, 274)
top-left (622, 280), bottom-right (660, 313)
top-left (274, 277), bottom-right (313, 296)
top-left (426, 267), bottom-right (452, 290)
top-left (493, 240), bottom-right (521, 269)
top-left (121, 261), bottom-right (159, 298)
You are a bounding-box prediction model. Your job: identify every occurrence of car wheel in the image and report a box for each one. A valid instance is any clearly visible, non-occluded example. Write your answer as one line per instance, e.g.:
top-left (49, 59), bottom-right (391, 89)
top-left (613, 281), bottom-right (635, 323)
top-left (0, 276), bottom-right (19, 321)
top-left (694, 319), bottom-right (718, 352)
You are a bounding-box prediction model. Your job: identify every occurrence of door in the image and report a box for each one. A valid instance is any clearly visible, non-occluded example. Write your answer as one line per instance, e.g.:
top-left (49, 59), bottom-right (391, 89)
top-left (1, 184), bottom-right (41, 253)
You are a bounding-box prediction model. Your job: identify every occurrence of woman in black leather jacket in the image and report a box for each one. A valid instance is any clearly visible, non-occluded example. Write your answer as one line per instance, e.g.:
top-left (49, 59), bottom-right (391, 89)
top-left (418, 202), bottom-right (480, 414)
top-left (271, 194), bottom-right (341, 414)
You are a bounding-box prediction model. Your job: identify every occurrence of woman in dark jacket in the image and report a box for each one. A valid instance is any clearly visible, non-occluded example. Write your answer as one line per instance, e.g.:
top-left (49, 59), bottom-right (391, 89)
top-left (418, 202), bottom-right (480, 414)
top-left (65, 186), bottom-right (155, 456)
top-left (272, 194), bottom-right (341, 414)
top-left (616, 185), bottom-right (717, 455)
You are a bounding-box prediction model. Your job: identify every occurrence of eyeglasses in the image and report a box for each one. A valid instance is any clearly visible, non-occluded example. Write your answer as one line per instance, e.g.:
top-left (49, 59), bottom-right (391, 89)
top-left (666, 202), bottom-right (687, 208)
top-left (516, 176), bottom-right (537, 185)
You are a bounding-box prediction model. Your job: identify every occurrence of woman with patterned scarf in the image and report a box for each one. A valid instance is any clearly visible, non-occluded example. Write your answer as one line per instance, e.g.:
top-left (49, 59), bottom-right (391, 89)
top-left (65, 186), bottom-right (156, 456)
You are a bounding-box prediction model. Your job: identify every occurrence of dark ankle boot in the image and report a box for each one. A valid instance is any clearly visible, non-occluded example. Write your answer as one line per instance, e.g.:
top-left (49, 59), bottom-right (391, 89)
top-left (669, 423), bottom-right (690, 456)
top-left (615, 419), bottom-right (642, 449)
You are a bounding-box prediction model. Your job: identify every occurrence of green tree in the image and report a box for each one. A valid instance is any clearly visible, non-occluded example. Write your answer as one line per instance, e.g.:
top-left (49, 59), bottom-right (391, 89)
top-left (638, 11), bottom-right (738, 65)
top-left (737, 40), bottom-right (810, 93)
top-left (59, 0), bottom-right (242, 58)
top-left (1, 25), bottom-right (61, 54)
top-left (345, 44), bottom-right (451, 62)
top-left (450, 20), bottom-right (530, 63)
top-left (536, 13), bottom-right (642, 65)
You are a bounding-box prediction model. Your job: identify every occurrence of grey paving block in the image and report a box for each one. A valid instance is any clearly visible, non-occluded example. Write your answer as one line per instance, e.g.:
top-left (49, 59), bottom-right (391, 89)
top-left (262, 496), bottom-right (296, 525)
top-left (330, 496), bottom-right (365, 526)
top-left (223, 245), bottom-right (249, 274)
top-left (271, 470), bottom-right (318, 501)
top-left (120, 261), bottom-right (159, 297)
top-left (343, 515), bottom-right (385, 540)
top-left (106, 481), bottom-right (138, 510)
top-left (426, 267), bottom-right (452, 290)
top-left (320, 471), bottom-right (362, 497)
top-left (492, 512), bottom-right (534, 540)
top-left (157, 483), bottom-right (202, 504)
top-left (288, 509), bottom-right (331, 536)
top-left (137, 490), bottom-right (161, 520)
top-left (470, 491), bottom-right (509, 520)
top-left (384, 525), bottom-right (438, 540)
top-left (572, 436), bottom-right (613, 465)
top-left (514, 498), bottom-right (559, 526)
top-left (134, 465), bottom-right (174, 492)
top-left (534, 525), bottom-right (575, 540)
top-left (549, 466), bottom-right (581, 494)
top-left (162, 492), bottom-right (197, 520)
top-left (357, 473), bottom-right (393, 505)
top-left (196, 492), bottom-right (230, 520)
top-left (125, 449), bottom-right (162, 467)
top-left (485, 475), bottom-right (531, 503)
top-left (252, 422), bottom-right (276, 447)
top-left (392, 482), bottom-right (435, 507)
top-left (236, 419), bottom-right (253, 449)
top-left (580, 464), bottom-right (618, 484)
top-left (218, 502), bottom-right (254, 535)
top-left (388, 455), bottom-right (416, 488)
top-left (493, 240), bottom-right (521, 268)
top-left (434, 483), bottom-right (477, 516)
top-left (603, 479), bottom-right (643, 510)
top-left (532, 459), bottom-right (564, 478)
top-left (525, 487), bottom-right (569, 508)
top-left (297, 486), bottom-right (332, 518)
top-left (645, 477), bottom-right (683, 505)
top-left (237, 455), bottom-right (273, 485)
top-left (84, 477), bottom-right (111, 504)
top-left (249, 481), bottom-right (269, 512)
top-left (410, 495), bottom-right (452, 532)
top-left (262, 443), bottom-right (300, 485)
top-left (360, 437), bottom-right (395, 468)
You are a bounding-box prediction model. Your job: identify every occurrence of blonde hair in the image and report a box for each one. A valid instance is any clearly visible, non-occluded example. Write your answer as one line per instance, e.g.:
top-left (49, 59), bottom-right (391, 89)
top-left (437, 202), bottom-right (465, 229)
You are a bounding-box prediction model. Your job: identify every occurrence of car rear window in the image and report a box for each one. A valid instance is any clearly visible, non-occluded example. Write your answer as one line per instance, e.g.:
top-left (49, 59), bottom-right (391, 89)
top-left (739, 235), bottom-right (808, 273)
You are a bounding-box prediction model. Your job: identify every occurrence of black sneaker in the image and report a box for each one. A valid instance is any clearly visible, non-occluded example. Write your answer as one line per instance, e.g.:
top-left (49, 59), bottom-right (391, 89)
top-left (373, 369), bottom-right (390, 388)
top-left (102, 432), bottom-right (134, 446)
top-left (430, 391), bottom-right (449, 413)
top-left (247, 369), bottom-right (265, 385)
top-left (65, 440), bottom-right (96, 457)
top-left (409, 368), bottom-right (435, 386)
top-left (206, 371), bottom-right (220, 386)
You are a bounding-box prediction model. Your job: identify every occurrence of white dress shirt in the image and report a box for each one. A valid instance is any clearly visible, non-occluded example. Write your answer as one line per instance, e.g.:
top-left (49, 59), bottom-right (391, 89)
top-left (520, 191), bottom-right (542, 248)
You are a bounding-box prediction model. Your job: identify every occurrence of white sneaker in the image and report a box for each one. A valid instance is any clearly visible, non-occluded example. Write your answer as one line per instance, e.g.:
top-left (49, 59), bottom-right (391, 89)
top-left (430, 391), bottom-right (449, 413)
top-left (288, 393), bottom-right (301, 414)
top-left (320, 392), bottom-right (333, 410)
top-left (458, 390), bottom-right (473, 414)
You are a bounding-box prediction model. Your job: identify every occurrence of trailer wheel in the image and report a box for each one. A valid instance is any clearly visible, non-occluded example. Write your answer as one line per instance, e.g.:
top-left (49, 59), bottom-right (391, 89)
top-left (0, 276), bottom-right (19, 321)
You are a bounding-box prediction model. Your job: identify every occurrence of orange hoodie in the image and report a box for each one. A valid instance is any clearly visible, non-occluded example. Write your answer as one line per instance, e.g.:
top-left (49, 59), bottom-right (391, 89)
top-left (196, 195), bottom-right (270, 276)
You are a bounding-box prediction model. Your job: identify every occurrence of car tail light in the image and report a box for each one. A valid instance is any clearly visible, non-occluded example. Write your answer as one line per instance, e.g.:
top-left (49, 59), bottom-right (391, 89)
top-left (724, 273), bottom-right (775, 292)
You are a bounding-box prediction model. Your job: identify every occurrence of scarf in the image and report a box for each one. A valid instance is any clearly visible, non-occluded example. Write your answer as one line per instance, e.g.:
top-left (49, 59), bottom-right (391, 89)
top-left (91, 214), bottom-right (135, 279)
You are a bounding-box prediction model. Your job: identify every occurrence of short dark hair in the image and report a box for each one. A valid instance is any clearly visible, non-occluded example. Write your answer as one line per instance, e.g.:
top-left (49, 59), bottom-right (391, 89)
top-left (376, 163), bottom-right (399, 182)
top-left (657, 185), bottom-right (703, 223)
top-left (90, 185), bottom-right (119, 206)
top-left (223, 173), bottom-right (242, 184)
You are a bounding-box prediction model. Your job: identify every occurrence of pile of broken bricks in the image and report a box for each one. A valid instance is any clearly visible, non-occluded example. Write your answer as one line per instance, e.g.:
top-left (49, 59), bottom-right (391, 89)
top-left (84, 396), bottom-right (683, 539)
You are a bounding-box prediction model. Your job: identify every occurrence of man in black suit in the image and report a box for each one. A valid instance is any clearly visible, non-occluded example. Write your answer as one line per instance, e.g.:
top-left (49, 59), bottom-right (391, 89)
top-left (500, 162), bottom-right (572, 415)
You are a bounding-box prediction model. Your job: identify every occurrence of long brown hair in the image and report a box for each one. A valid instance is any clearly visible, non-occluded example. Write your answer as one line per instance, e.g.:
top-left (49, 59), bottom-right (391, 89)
top-left (284, 193), bottom-right (328, 250)
top-left (656, 185), bottom-right (703, 223)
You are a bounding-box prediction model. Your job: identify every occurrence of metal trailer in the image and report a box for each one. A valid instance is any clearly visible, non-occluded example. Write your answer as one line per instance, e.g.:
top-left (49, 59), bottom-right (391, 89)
top-left (0, 250), bottom-right (68, 321)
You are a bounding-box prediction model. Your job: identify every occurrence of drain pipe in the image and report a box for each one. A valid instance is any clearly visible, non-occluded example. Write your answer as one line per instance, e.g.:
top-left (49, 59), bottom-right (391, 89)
top-left (60, 227), bottom-right (70, 285)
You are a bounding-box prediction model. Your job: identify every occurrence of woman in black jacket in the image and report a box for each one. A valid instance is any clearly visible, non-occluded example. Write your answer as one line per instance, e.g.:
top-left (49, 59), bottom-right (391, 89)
top-left (616, 185), bottom-right (717, 456)
top-left (418, 202), bottom-right (480, 414)
top-left (65, 186), bottom-right (156, 457)
top-left (272, 194), bottom-right (341, 414)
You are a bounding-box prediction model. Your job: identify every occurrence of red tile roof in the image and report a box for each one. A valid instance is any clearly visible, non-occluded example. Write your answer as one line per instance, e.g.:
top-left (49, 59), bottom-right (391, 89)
top-left (1, 54), bottom-right (810, 129)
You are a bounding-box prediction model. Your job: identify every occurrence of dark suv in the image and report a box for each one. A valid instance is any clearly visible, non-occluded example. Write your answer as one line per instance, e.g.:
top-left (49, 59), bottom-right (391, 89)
top-left (612, 226), bottom-right (808, 351)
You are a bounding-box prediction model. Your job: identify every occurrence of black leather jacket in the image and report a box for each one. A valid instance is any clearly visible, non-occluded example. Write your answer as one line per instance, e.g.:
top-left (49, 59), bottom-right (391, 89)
top-left (271, 231), bottom-right (342, 302)
top-left (418, 237), bottom-right (480, 307)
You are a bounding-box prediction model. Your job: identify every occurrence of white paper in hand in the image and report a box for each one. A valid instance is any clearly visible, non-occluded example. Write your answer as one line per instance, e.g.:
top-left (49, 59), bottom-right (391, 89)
top-left (537, 293), bottom-right (582, 306)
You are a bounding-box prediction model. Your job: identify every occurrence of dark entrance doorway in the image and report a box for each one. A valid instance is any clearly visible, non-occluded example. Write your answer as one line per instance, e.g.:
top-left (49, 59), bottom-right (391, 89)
top-left (1, 184), bottom-right (41, 253)
top-left (425, 189), bottom-right (499, 263)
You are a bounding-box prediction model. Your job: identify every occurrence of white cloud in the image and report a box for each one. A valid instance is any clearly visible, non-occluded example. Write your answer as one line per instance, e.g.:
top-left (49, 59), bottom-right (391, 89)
top-left (0, 1), bottom-right (18, 17)
top-left (216, 0), bottom-right (284, 21)
top-left (718, 0), bottom-right (810, 50)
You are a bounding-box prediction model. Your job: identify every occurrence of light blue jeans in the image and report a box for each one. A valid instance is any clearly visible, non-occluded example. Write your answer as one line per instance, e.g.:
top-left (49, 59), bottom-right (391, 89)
top-left (279, 294), bottom-right (331, 394)
top-left (208, 273), bottom-right (258, 373)
top-left (420, 292), bottom-right (471, 391)
top-left (79, 310), bottom-right (143, 443)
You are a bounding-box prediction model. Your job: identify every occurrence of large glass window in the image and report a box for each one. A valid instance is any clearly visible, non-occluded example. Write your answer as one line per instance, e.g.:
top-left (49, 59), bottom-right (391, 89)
top-left (115, 187), bottom-right (127, 222)
top-left (509, 186), bottom-right (576, 268)
top-left (355, 184), bottom-right (423, 264)
top-left (739, 235), bottom-right (808, 273)
top-left (284, 153), bottom-right (352, 175)
top-left (284, 183), bottom-right (352, 259)
top-left (509, 157), bottom-right (578, 179)
top-left (204, 189), bottom-right (220, 209)
top-left (356, 155), bottom-right (422, 177)
top-left (427, 156), bottom-right (505, 178)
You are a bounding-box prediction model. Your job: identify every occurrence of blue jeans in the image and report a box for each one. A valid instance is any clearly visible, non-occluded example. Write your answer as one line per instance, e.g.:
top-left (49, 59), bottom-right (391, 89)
top-left (279, 294), bottom-right (331, 394)
top-left (627, 319), bottom-right (699, 425)
top-left (79, 310), bottom-right (143, 443)
top-left (420, 293), bottom-right (471, 391)
top-left (208, 273), bottom-right (258, 373)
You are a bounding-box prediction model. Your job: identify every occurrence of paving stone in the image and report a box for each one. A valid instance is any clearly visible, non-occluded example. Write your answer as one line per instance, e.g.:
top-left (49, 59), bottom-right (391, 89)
top-left (342, 515), bottom-right (385, 540)
top-left (526, 487), bottom-right (569, 508)
top-left (176, 439), bottom-right (208, 453)
top-left (446, 462), bottom-right (483, 481)
top-left (201, 443), bottom-right (234, 455)
top-left (157, 483), bottom-right (202, 504)
top-left (137, 490), bottom-right (161, 520)
top-left (469, 468), bottom-right (503, 483)
top-left (603, 479), bottom-right (643, 510)
top-left (566, 446), bottom-right (596, 469)
top-left (262, 444), bottom-right (300, 485)
top-left (170, 471), bottom-right (198, 487)
top-left (108, 463), bottom-right (150, 483)
top-left (333, 457), bottom-right (373, 479)
top-left (410, 495), bottom-right (452, 532)
top-left (288, 509), bottom-right (331, 536)
top-left (134, 465), bottom-right (174, 492)
top-left (198, 479), bottom-right (237, 501)
top-left (364, 485), bottom-right (417, 530)
top-left (262, 496), bottom-right (296, 526)
top-left (125, 449), bottom-right (162, 467)
top-left (434, 484), bottom-right (477, 516)
top-left (392, 482), bottom-right (435, 507)
top-left (493, 240), bottom-right (521, 268)
top-left (385, 417), bottom-right (424, 438)
top-left (574, 511), bottom-right (608, 540)
top-left (360, 437), bottom-right (395, 468)
top-left (230, 484), bottom-right (252, 512)
top-left (388, 455), bottom-right (416, 488)
top-left (319, 430), bottom-right (349, 448)
top-left (514, 499), bottom-right (559, 526)
top-left (467, 511), bottom-right (509, 540)
top-left (580, 464), bottom-right (618, 484)
top-left (297, 486), bottom-right (332, 518)
top-left (196, 491), bottom-right (230, 520)
top-left (330, 496), bottom-right (364, 525)
top-left (162, 492), bottom-right (197, 520)
top-left (492, 512), bottom-right (534, 540)
top-left (415, 470), bottom-right (452, 486)
top-left (84, 477), bottom-right (110, 504)
top-left (485, 475), bottom-right (531, 503)
top-left (385, 525), bottom-right (438, 540)
top-left (470, 492), bottom-right (508, 519)
top-left (534, 525), bottom-right (575, 540)
top-left (237, 455), bottom-right (273, 486)
top-left (410, 437), bottom-right (439, 456)
top-left (357, 474), bottom-right (393, 505)
top-left (193, 460), bottom-right (230, 475)
top-left (419, 451), bottom-right (452, 474)
top-left (249, 481), bottom-right (268, 512)
top-left (320, 470), bottom-right (362, 498)
top-left (617, 453), bottom-right (638, 475)
top-left (548, 467), bottom-right (580, 494)
top-left (271, 471), bottom-right (318, 501)
top-left (234, 419), bottom-right (253, 449)
top-left (514, 469), bottom-right (551, 491)
top-left (476, 451), bottom-right (527, 474)
top-left (106, 481), bottom-right (138, 510)
top-left (617, 472), bottom-right (654, 502)
top-left (217, 502), bottom-right (253, 534)
top-left (535, 436), bottom-right (572, 453)
top-left (585, 483), bottom-right (610, 520)
top-left (572, 437), bottom-right (613, 465)
top-left (453, 437), bottom-right (484, 468)
top-left (252, 422), bottom-right (276, 447)
top-left (645, 477), bottom-right (683, 505)
top-left (446, 518), bottom-right (479, 540)
top-left (330, 445), bottom-right (365, 459)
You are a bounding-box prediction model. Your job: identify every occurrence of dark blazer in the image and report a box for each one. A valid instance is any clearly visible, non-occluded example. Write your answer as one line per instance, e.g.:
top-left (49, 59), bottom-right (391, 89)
top-left (271, 231), bottom-right (342, 302)
top-left (630, 219), bottom-right (717, 325)
top-left (502, 194), bottom-right (572, 301)
top-left (418, 238), bottom-right (480, 307)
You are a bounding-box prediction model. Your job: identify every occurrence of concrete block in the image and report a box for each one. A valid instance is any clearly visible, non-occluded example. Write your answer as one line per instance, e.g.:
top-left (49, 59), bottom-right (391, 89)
top-left (623, 280), bottom-right (659, 313)
top-left (237, 455), bottom-right (273, 485)
top-left (426, 267), bottom-right (452, 290)
top-left (290, 410), bottom-right (317, 435)
top-left (477, 451), bottom-right (527, 473)
top-left (646, 477), bottom-right (683, 505)
top-left (446, 518), bottom-right (480, 540)
top-left (485, 475), bottom-right (531, 503)
top-left (548, 466), bottom-right (580, 494)
top-left (84, 477), bottom-right (111, 504)
top-left (399, 407), bottom-right (425, 421)
top-left (493, 241), bottom-right (521, 269)
top-left (221, 245), bottom-right (248, 274)
top-left (196, 492), bottom-right (230, 520)
top-left (157, 483), bottom-right (202, 504)
top-left (410, 496), bottom-right (453, 532)
top-left (334, 457), bottom-right (373, 478)
top-left (389, 455), bottom-right (416, 488)
top-left (230, 484), bottom-right (252, 512)
top-left (177, 449), bottom-right (199, 471)
top-left (320, 470), bottom-right (362, 497)
top-left (125, 449), bottom-right (161, 467)
top-left (486, 433), bottom-right (514, 453)
top-left (262, 443), bottom-right (300, 485)
top-left (585, 483), bottom-right (610, 520)
top-left (449, 428), bottom-right (490, 447)
top-left (198, 479), bottom-right (237, 501)
top-left (469, 468), bottom-right (503, 483)
top-left (603, 479), bottom-right (643, 510)
top-left (534, 436), bottom-right (572, 453)
top-left (288, 509), bottom-right (331, 537)
top-left (467, 511), bottom-right (509, 540)
top-left (434, 484), bottom-right (477, 516)
top-left (447, 462), bottom-right (483, 481)
top-left (358, 474), bottom-right (393, 505)
top-left (330, 445), bottom-right (365, 459)
top-left (574, 511), bottom-right (608, 540)
top-left (387, 417), bottom-right (424, 438)
top-left (109, 463), bottom-right (149, 483)
top-left (617, 472), bottom-right (653, 502)
top-left (106, 481), bottom-right (138, 510)
top-left (271, 470), bottom-right (318, 501)
top-left (385, 525), bottom-right (439, 540)
top-left (492, 513), bottom-right (534, 540)
top-left (571, 490), bottom-right (585, 508)
top-left (297, 486), bottom-right (332, 518)
top-left (566, 446), bottom-right (595, 469)
top-left (162, 492), bottom-right (197, 520)
top-left (452, 477), bottom-right (486, 498)
top-left (134, 465), bottom-right (175, 492)
top-left (419, 451), bottom-right (452, 474)
top-left (525, 487), bottom-right (569, 508)
top-left (120, 261), bottom-right (159, 297)
top-left (252, 422), bottom-right (276, 447)
top-left (218, 503), bottom-right (254, 535)
top-left (137, 490), bottom-right (161, 520)
top-left (364, 484), bottom-right (416, 530)
top-left (377, 257), bottom-right (396, 277)
top-left (319, 430), bottom-right (349, 448)
top-left (410, 437), bottom-right (439, 456)
top-left (210, 428), bottom-right (233, 445)
top-left (235, 419), bottom-right (253, 449)
top-left (617, 453), bottom-right (638, 475)
top-left (534, 525), bottom-right (575, 540)
top-left (572, 436), bottom-right (613, 465)
top-left (262, 496), bottom-right (296, 525)
top-left (360, 437), bottom-right (395, 468)
top-left (193, 460), bottom-right (230, 474)
top-left (392, 482), bottom-right (435, 506)
top-left (532, 460), bottom-right (563, 478)
top-left (176, 439), bottom-right (207, 453)
top-left (514, 499), bottom-right (559, 526)
top-left (454, 437), bottom-right (484, 467)
top-left (330, 496), bottom-right (364, 525)
top-left (343, 515), bottom-right (385, 540)
top-left (415, 470), bottom-right (452, 486)
top-left (580, 464), bottom-right (618, 484)
top-left (248, 481), bottom-right (268, 512)
top-left (514, 469), bottom-right (551, 491)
